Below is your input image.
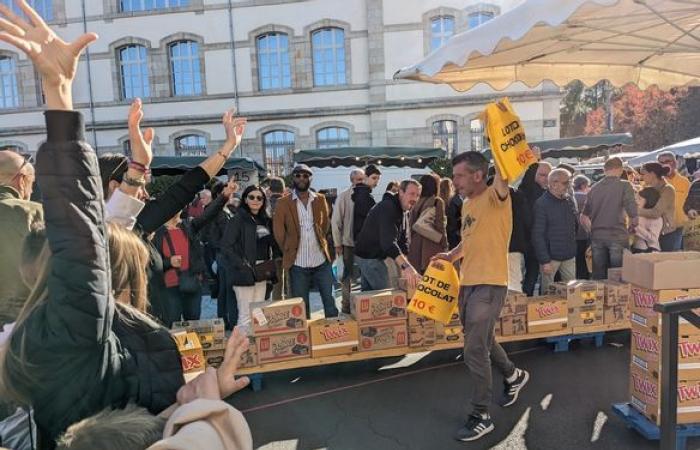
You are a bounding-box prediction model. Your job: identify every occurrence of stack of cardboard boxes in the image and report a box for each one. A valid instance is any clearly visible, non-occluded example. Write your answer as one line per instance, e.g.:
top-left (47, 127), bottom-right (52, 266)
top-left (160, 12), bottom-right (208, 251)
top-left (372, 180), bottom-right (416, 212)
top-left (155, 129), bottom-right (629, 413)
top-left (408, 311), bottom-right (462, 347)
top-left (622, 251), bottom-right (700, 425)
top-left (601, 281), bottom-right (631, 326)
top-left (351, 289), bottom-right (409, 352)
top-left (308, 318), bottom-right (360, 358)
top-left (549, 281), bottom-right (604, 332)
top-left (171, 318), bottom-right (255, 371)
top-left (498, 291), bottom-right (528, 337)
top-left (526, 295), bottom-right (568, 334)
top-left (251, 298), bottom-right (310, 364)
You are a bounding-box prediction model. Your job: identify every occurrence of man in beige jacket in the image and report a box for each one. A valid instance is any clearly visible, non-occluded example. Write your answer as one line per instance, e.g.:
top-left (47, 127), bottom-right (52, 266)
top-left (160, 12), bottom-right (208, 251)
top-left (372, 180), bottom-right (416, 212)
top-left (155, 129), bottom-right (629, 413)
top-left (331, 168), bottom-right (365, 313)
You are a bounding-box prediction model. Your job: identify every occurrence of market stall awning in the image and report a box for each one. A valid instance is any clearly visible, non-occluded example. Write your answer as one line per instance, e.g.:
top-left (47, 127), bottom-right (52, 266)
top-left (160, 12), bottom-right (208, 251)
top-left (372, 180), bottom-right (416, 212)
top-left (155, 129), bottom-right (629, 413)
top-left (532, 133), bottom-right (633, 158)
top-left (293, 146), bottom-right (445, 168)
top-left (626, 136), bottom-right (700, 166)
top-left (151, 156), bottom-right (266, 176)
top-left (394, 0), bottom-right (700, 91)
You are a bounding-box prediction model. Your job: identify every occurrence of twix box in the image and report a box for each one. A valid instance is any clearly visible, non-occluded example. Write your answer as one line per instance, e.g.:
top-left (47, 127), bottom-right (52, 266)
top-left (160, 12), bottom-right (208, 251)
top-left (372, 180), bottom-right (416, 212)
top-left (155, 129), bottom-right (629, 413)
top-left (630, 287), bottom-right (700, 335)
top-left (309, 318), bottom-right (359, 358)
top-left (251, 298), bottom-right (307, 336)
top-left (351, 290), bottom-right (407, 323)
top-left (630, 325), bottom-right (700, 379)
top-left (630, 365), bottom-right (700, 425)
top-left (172, 331), bottom-right (205, 375)
top-left (527, 296), bottom-right (568, 334)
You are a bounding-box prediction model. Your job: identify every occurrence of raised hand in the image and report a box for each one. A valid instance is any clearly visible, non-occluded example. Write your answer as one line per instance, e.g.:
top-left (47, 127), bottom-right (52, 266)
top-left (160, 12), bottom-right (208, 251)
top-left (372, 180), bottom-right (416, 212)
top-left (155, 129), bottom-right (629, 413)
top-left (222, 109), bottom-right (247, 154)
top-left (0, 0), bottom-right (98, 110)
top-left (216, 327), bottom-right (251, 399)
top-left (127, 98), bottom-right (154, 167)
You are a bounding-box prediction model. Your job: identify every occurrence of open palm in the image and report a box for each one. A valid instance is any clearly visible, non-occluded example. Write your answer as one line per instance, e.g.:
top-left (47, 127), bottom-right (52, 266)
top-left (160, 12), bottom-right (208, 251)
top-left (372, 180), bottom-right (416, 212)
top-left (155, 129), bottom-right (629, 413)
top-left (0, 1), bottom-right (97, 87)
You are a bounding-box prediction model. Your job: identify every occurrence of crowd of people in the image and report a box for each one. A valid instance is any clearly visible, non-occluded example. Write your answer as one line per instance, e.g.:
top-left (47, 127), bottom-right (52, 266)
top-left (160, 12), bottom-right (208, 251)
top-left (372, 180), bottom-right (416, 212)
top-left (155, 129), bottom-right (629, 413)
top-left (2, 2), bottom-right (700, 448)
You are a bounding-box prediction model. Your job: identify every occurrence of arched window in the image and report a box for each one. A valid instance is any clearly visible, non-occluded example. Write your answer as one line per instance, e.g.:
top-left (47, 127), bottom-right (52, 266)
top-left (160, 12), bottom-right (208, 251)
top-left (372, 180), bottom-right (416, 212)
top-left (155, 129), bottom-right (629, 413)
top-left (470, 119), bottom-right (487, 152)
top-left (468, 11), bottom-right (495, 28)
top-left (118, 45), bottom-right (150, 99)
top-left (1, 0), bottom-right (52, 20)
top-left (317, 127), bottom-right (350, 148)
top-left (257, 33), bottom-right (291, 90)
top-left (175, 134), bottom-right (207, 156)
top-left (263, 130), bottom-right (295, 176)
top-left (312, 28), bottom-right (346, 87)
top-left (169, 40), bottom-right (202, 96)
top-left (0, 56), bottom-right (19, 109)
top-left (430, 16), bottom-right (454, 51)
top-left (120, 0), bottom-right (189, 12)
top-left (432, 120), bottom-right (458, 158)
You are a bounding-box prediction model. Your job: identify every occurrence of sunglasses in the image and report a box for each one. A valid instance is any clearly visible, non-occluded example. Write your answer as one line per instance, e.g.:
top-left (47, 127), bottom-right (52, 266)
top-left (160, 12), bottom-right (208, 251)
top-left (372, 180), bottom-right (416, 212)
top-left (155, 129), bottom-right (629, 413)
top-left (247, 194), bottom-right (264, 201)
top-left (294, 173), bottom-right (310, 179)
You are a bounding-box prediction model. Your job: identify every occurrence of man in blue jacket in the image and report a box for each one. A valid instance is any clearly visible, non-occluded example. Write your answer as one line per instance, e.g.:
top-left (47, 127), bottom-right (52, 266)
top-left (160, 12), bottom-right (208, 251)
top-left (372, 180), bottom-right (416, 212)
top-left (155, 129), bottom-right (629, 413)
top-left (532, 168), bottom-right (578, 293)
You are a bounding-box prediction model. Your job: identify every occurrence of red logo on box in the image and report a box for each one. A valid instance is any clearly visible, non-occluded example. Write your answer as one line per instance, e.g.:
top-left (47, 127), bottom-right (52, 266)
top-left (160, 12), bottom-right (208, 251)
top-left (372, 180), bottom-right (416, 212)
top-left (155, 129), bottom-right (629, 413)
top-left (260, 337), bottom-right (270, 352)
top-left (361, 298), bottom-right (370, 313)
top-left (632, 289), bottom-right (658, 309)
top-left (182, 354), bottom-right (203, 372)
top-left (632, 372), bottom-right (658, 400)
top-left (297, 332), bottom-right (308, 344)
top-left (633, 331), bottom-right (660, 354)
top-left (678, 383), bottom-right (700, 402)
top-left (292, 305), bottom-right (302, 317)
top-left (397, 331), bottom-right (406, 345)
top-left (361, 337), bottom-right (372, 349)
top-left (394, 296), bottom-right (405, 307)
top-left (680, 342), bottom-right (700, 358)
top-left (536, 304), bottom-right (560, 318)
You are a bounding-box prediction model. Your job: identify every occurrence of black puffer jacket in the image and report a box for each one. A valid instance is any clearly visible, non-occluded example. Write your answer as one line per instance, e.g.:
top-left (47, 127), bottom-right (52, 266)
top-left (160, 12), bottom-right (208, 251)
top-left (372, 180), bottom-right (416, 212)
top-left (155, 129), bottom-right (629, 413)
top-left (222, 208), bottom-right (279, 286)
top-left (6, 111), bottom-right (183, 448)
top-left (532, 191), bottom-right (578, 264)
top-left (446, 194), bottom-right (463, 250)
top-left (352, 183), bottom-right (376, 240)
top-left (509, 188), bottom-right (533, 255)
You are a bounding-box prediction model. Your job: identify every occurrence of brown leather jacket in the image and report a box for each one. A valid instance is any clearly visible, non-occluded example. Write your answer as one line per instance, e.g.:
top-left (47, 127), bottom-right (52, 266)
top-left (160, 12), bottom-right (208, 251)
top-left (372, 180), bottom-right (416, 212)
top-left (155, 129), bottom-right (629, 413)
top-left (273, 191), bottom-right (331, 270)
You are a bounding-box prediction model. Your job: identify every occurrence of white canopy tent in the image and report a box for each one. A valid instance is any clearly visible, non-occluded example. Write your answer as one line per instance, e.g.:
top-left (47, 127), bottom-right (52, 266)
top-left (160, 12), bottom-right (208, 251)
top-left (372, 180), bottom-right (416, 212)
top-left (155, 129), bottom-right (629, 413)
top-left (394, 0), bottom-right (700, 91)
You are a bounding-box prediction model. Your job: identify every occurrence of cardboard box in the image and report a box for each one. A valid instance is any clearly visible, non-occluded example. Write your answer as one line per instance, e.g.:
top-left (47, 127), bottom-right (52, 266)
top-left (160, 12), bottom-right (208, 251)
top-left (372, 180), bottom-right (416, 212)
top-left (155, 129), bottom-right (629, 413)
top-left (206, 337), bottom-right (258, 370)
top-left (251, 298), bottom-right (307, 336)
top-left (629, 364), bottom-right (700, 425)
top-left (604, 304), bottom-right (629, 324)
top-left (408, 312), bottom-right (435, 328)
top-left (409, 325), bottom-right (437, 348)
top-left (631, 325), bottom-right (700, 380)
top-left (448, 310), bottom-right (461, 327)
top-left (359, 321), bottom-right (408, 351)
top-left (443, 325), bottom-right (464, 343)
top-left (603, 281), bottom-right (631, 306)
top-left (203, 349), bottom-right (225, 369)
top-left (198, 333), bottom-right (226, 352)
top-left (527, 296), bottom-right (568, 334)
top-left (398, 278), bottom-right (416, 300)
top-left (172, 318), bottom-right (225, 339)
top-left (501, 315), bottom-right (527, 336)
top-left (623, 251), bottom-right (700, 290)
top-left (550, 281), bottom-right (604, 309)
top-left (608, 268), bottom-right (623, 282)
top-left (308, 318), bottom-right (359, 358)
top-left (630, 286), bottom-right (700, 335)
top-left (351, 290), bottom-right (407, 323)
top-left (500, 291), bottom-right (528, 318)
top-left (494, 319), bottom-right (502, 336)
top-left (568, 304), bottom-right (604, 328)
top-left (257, 330), bottom-right (310, 363)
top-left (172, 331), bottom-right (205, 375)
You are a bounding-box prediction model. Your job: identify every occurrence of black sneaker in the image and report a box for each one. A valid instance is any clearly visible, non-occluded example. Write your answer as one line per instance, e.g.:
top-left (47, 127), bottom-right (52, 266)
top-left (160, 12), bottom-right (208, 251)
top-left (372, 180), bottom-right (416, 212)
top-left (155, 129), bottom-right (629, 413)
top-left (500, 368), bottom-right (530, 407)
top-left (455, 414), bottom-right (494, 442)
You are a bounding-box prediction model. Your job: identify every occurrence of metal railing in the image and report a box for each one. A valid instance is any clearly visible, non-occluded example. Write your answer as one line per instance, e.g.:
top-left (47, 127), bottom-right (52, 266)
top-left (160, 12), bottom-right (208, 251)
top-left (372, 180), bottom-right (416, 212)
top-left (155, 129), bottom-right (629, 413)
top-left (653, 297), bottom-right (700, 449)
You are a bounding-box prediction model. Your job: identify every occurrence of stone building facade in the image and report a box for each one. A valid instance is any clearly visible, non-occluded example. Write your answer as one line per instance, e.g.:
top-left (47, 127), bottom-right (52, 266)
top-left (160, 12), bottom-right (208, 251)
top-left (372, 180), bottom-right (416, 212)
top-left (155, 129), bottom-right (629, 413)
top-left (0, 0), bottom-right (561, 175)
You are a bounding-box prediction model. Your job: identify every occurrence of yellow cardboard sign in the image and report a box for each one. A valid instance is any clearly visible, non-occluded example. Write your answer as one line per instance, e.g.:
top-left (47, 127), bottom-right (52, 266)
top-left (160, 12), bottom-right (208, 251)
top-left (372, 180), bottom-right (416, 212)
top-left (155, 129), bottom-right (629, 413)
top-left (485, 97), bottom-right (538, 182)
top-left (407, 260), bottom-right (460, 325)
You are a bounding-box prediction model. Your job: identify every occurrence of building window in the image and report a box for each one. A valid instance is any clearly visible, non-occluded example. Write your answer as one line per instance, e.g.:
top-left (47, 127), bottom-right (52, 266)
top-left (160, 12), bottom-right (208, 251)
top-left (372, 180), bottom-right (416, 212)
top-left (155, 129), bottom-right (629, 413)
top-left (123, 140), bottom-right (132, 156)
top-left (468, 11), bottom-right (494, 28)
top-left (430, 16), bottom-right (454, 51)
top-left (0, 144), bottom-right (22, 152)
top-left (317, 127), bottom-right (350, 148)
top-left (263, 130), bottom-right (295, 176)
top-left (312, 28), bottom-right (346, 87)
top-left (432, 120), bottom-right (458, 158)
top-left (118, 45), bottom-right (150, 100)
top-left (470, 119), bottom-right (487, 152)
top-left (120, 0), bottom-right (189, 12)
top-left (0, 56), bottom-right (19, 109)
top-left (257, 33), bottom-right (291, 91)
top-left (169, 40), bottom-right (202, 96)
top-left (175, 134), bottom-right (207, 156)
top-left (1, 0), bottom-right (52, 20)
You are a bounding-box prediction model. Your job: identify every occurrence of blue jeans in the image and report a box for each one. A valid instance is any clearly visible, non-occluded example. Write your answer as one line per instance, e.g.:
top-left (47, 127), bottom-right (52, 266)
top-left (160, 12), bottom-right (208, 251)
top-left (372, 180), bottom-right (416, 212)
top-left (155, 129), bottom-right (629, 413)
top-left (591, 239), bottom-right (627, 280)
top-left (355, 257), bottom-right (390, 291)
top-left (290, 261), bottom-right (339, 319)
top-left (660, 227), bottom-right (684, 252)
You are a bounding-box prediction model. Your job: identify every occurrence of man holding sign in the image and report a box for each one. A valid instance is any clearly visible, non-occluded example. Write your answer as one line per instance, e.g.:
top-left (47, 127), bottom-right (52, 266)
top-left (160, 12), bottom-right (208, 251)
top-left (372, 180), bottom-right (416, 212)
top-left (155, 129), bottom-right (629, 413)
top-left (434, 152), bottom-right (529, 442)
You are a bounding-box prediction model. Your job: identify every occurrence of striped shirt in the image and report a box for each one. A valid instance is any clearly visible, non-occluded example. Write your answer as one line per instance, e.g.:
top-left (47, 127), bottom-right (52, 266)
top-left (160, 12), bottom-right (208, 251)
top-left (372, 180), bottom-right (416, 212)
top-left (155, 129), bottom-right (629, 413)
top-left (293, 190), bottom-right (327, 268)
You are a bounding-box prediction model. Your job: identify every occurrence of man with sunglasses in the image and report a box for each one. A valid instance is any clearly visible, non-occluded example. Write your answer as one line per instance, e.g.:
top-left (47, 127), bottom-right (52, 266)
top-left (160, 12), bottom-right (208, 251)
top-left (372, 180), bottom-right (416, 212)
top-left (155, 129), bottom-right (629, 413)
top-left (532, 168), bottom-right (578, 293)
top-left (0, 150), bottom-right (43, 328)
top-left (273, 164), bottom-right (339, 318)
top-left (658, 151), bottom-right (690, 251)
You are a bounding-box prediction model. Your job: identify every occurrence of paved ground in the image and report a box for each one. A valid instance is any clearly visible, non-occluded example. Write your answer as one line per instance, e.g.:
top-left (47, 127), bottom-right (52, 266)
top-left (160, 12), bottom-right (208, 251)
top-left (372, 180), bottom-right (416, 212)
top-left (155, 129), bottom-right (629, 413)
top-left (202, 291), bottom-right (699, 450)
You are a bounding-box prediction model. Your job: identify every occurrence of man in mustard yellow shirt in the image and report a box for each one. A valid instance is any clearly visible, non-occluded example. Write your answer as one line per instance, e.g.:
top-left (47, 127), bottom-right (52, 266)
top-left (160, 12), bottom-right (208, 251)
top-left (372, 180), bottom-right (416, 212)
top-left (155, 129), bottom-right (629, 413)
top-left (434, 152), bottom-right (528, 442)
top-left (658, 151), bottom-right (690, 251)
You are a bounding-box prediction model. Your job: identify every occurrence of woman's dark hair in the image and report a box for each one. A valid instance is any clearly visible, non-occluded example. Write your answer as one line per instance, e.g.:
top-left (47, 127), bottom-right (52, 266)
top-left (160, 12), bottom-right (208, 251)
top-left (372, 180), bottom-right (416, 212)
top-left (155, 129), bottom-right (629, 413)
top-left (240, 185), bottom-right (269, 219)
top-left (638, 187), bottom-right (661, 209)
top-left (210, 180), bottom-right (225, 199)
top-left (386, 181), bottom-right (399, 192)
top-left (418, 173), bottom-right (439, 198)
top-left (98, 154), bottom-right (129, 197)
top-left (642, 162), bottom-right (671, 179)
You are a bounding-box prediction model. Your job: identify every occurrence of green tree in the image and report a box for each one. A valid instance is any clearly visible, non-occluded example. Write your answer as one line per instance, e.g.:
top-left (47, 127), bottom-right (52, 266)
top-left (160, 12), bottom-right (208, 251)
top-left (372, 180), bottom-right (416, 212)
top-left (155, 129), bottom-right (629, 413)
top-left (560, 80), bottom-right (613, 137)
top-left (147, 175), bottom-right (182, 199)
top-left (428, 158), bottom-right (452, 178)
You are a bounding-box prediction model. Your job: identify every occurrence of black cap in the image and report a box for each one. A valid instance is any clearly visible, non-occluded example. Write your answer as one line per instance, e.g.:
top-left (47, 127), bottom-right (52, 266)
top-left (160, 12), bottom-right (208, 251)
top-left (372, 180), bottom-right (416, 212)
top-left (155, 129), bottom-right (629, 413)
top-left (292, 164), bottom-right (313, 176)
